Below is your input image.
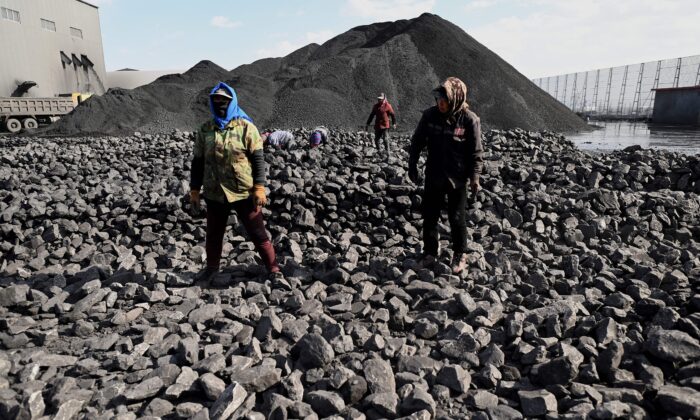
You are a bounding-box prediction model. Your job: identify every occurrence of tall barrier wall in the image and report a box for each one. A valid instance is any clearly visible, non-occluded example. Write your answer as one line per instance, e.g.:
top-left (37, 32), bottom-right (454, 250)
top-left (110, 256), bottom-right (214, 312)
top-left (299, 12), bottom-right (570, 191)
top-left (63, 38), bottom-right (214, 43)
top-left (533, 55), bottom-right (700, 118)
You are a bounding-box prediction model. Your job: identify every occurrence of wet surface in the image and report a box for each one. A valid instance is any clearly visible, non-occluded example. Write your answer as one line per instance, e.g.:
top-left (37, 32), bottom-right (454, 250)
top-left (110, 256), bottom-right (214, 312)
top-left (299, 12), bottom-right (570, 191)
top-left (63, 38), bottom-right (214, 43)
top-left (568, 121), bottom-right (700, 155)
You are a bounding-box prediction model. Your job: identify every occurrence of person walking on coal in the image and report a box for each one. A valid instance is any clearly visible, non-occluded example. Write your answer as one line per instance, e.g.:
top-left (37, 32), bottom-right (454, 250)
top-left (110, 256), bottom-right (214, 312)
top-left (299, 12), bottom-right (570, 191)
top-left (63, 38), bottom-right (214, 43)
top-left (408, 77), bottom-right (483, 274)
top-left (365, 93), bottom-right (396, 154)
top-left (189, 82), bottom-right (280, 280)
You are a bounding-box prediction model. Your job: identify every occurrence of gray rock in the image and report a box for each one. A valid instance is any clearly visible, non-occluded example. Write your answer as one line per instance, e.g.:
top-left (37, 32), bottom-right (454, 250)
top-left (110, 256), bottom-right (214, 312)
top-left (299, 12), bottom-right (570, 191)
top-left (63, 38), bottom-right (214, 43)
top-left (24, 391), bottom-right (44, 419)
top-left (229, 365), bottom-right (282, 393)
top-left (35, 354), bottom-right (78, 367)
top-left (188, 303), bottom-right (223, 324)
top-left (305, 390), bottom-right (345, 417)
top-left (210, 382), bottom-right (247, 420)
top-left (656, 385), bottom-right (700, 418)
top-left (436, 364), bottom-right (471, 394)
top-left (589, 401), bottom-right (632, 419)
top-left (469, 390), bottom-right (498, 410)
top-left (364, 392), bottom-right (399, 418)
top-left (142, 398), bottom-right (174, 417)
top-left (292, 333), bottom-right (335, 368)
top-left (487, 405), bottom-right (524, 420)
top-left (534, 356), bottom-right (579, 385)
top-left (342, 375), bottom-right (368, 405)
top-left (53, 399), bottom-right (84, 420)
top-left (124, 377), bottom-right (164, 402)
top-left (518, 389), bottom-right (557, 416)
top-left (400, 388), bottom-right (436, 416)
top-left (363, 358), bottom-right (396, 394)
top-left (199, 373), bottom-right (226, 401)
top-left (176, 402), bottom-right (204, 418)
top-left (0, 285), bottom-right (29, 307)
top-left (645, 328), bottom-right (700, 363)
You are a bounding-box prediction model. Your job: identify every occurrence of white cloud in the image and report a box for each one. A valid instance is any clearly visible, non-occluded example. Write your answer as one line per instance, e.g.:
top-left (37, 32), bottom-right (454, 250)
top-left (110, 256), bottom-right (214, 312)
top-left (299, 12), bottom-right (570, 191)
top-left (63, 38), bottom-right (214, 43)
top-left (468, 0), bottom-right (700, 78)
top-left (256, 30), bottom-right (336, 58)
top-left (464, 0), bottom-right (502, 12)
top-left (305, 30), bottom-right (335, 44)
top-left (210, 16), bottom-right (241, 29)
top-left (342, 0), bottom-right (436, 21)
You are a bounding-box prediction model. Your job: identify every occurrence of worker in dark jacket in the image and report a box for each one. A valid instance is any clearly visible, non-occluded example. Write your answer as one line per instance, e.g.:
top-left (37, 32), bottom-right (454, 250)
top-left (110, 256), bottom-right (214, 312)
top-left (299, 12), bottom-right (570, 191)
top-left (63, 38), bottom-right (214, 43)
top-left (408, 77), bottom-right (483, 274)
top-left (365, 93), bottom-right (396, 153)
top-left (190, 82), bottom-right (280, 280)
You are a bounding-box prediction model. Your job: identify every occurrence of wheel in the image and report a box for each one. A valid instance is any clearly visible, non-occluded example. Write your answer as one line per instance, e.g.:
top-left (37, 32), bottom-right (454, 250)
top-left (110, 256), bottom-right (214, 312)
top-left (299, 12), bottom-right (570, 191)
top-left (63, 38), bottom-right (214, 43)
top-left (23, 118), bottom-right (38, 130)
top-left (5, 118), bottom-right (21, 133)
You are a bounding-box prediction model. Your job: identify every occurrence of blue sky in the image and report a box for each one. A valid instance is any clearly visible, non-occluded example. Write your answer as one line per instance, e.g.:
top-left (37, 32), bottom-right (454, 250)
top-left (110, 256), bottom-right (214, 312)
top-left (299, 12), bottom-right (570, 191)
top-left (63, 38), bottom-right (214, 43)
top-left (92, 0), bottom-right (700, 78)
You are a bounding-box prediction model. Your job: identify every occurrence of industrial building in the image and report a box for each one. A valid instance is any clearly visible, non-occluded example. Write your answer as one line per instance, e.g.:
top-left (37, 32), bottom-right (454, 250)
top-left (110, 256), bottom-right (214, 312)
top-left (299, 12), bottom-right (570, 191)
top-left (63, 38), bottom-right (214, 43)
top-left (0, 0), bottom-right (107, 98)
top-left (652, 86), bottom-right (700, 126)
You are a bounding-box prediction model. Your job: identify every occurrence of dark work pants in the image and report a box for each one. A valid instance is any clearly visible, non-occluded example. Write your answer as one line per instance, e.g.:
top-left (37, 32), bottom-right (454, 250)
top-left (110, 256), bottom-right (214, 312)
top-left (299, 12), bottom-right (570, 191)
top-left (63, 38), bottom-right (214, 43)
top-left (422, 182), bottom-right (468, 256)
top-left (205, 198), bottom-right (278, 271)
top-left (374, 128), bottom-right (390, 152)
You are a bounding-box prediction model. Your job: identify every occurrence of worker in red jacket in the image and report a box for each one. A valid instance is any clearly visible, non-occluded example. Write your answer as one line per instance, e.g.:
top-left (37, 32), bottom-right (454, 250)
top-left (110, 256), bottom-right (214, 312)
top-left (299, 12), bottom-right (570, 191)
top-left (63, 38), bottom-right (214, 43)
top-left (365, 93), bottom-right (396, 154)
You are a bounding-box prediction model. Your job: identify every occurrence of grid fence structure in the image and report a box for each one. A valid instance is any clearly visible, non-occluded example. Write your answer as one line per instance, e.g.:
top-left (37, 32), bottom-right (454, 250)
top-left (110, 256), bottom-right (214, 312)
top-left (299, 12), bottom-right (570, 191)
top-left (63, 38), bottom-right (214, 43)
top-left (532, 55), bottom-right (700, 118)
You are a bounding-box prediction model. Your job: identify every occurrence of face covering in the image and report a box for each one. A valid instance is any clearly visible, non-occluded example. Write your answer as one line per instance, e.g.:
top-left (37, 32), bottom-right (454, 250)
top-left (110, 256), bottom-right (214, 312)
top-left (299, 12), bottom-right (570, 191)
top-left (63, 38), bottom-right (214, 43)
top-left (213, 100), bottom-right (230, 118)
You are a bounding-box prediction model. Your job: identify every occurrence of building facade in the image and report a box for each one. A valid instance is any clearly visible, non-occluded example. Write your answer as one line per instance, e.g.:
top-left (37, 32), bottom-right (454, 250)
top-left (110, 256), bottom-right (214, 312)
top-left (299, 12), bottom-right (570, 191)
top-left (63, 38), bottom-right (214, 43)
top-left (0, 0), bottom-right (107, 98)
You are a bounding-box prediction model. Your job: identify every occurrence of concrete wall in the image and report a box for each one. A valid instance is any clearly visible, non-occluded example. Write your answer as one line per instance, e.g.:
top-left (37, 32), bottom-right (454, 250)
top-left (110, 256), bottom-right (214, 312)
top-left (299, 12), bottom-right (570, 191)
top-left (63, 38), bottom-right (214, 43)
top-left (652, 88), bottom-right (700, 126)
top-left (0, 0), bottom-right (107, 98)
top-left (107, 70), bottom-right (184, 90)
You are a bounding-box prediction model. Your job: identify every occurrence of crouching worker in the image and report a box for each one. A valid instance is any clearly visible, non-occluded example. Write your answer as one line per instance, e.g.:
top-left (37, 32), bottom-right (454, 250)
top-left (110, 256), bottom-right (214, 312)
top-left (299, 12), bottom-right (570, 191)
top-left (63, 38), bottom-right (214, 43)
top-left (408, 77), bottom-right (483, 274)
top-left (190, 82), bottom-right (280, 280)
top-left (262, 129), bottom-right (294, 149)
top-left (309, 126), bottom-right (328, 148)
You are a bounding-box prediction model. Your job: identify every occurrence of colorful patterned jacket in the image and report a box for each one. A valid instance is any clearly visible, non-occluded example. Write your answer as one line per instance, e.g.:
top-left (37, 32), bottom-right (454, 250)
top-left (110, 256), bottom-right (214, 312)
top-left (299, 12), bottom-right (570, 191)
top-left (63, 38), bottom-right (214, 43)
top-left (190, 118), bottom-right (265, 203)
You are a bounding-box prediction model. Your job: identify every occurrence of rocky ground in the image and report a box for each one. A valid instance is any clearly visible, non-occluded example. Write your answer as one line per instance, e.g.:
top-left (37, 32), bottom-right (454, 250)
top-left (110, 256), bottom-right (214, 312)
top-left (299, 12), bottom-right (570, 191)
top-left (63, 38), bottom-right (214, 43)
top-left (0, 129), bottom-right (699, 419)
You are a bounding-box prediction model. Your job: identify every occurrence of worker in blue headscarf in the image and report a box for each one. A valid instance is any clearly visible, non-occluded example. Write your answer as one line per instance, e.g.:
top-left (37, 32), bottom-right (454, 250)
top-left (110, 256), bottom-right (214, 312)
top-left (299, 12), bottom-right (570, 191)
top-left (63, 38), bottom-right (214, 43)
top-left (189, 82), bottom-right (280, 281)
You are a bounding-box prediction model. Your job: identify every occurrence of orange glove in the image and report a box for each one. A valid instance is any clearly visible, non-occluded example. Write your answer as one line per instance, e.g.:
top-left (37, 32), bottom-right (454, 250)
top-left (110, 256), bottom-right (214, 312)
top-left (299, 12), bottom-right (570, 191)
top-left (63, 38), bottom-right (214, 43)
top-left (251, 185), bottom-right (267, 210)
top-left (190, 189), bottom-right (201, 210)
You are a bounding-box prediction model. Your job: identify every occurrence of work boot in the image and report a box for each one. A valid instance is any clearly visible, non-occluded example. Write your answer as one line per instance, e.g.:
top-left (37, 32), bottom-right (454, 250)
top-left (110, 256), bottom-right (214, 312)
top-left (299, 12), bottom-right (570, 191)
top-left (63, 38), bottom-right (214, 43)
top-left (194, 266), bottom-right (219, 283)
top-left (451, 253), bottom-right (469, 274)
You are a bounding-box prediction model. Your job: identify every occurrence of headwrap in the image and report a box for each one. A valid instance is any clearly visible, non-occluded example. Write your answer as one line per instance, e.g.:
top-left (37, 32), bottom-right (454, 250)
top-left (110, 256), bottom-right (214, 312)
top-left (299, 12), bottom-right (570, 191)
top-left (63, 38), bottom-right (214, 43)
top-left (310, 132), bottom-right (322, 146)
top-left (437, 77), bottom-right (469, 123)
top-left (209, 82), bottom-right (252, 129)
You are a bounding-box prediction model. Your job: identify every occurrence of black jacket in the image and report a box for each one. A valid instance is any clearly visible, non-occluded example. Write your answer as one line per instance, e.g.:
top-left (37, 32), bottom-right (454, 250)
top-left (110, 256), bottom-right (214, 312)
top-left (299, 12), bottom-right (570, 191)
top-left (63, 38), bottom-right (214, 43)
top-left (409, 106), bottom-right (484, 188)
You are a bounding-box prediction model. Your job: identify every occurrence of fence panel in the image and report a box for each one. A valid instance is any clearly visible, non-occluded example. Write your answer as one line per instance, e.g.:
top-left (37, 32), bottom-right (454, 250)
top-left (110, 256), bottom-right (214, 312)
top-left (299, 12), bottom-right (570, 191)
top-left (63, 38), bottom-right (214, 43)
top-left (533, 54), bottom-right (700, 118)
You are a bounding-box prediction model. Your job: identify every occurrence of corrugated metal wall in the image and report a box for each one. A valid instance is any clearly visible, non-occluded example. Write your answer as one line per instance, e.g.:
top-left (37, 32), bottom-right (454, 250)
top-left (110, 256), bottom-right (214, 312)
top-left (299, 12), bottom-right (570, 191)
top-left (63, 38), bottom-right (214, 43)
top-left (0, 0), bottom-right (107, 98)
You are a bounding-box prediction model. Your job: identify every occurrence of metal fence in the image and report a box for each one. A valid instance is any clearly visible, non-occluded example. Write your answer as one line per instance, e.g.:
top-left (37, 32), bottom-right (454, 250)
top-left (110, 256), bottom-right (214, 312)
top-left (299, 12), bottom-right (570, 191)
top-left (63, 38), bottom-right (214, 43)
top-left (533, 55), bottom-right (700, 118)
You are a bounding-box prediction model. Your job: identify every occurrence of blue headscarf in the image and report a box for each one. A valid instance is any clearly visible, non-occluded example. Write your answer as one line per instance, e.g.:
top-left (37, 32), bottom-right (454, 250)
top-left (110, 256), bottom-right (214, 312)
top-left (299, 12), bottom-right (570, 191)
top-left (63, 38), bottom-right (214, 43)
top-left (209, 82), bottom-right (253, 129)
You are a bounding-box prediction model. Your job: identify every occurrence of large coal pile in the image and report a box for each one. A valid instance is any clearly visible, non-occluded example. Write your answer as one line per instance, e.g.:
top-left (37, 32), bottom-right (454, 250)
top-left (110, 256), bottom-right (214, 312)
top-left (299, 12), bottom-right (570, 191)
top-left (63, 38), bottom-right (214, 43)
top-left (47, 14), bottom-right (587, 136)
top-left (231, 13), bottom-right (587, 132)
top-left (44, 61), bottom-right (230, 136)
top-left (1, 131), bottom-right (700, 418)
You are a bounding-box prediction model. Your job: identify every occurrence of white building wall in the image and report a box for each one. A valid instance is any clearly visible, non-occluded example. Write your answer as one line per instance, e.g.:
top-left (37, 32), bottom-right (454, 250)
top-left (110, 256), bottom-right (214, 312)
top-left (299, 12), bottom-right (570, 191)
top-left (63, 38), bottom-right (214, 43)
top-left (0, 0), bottom-right (107, 97)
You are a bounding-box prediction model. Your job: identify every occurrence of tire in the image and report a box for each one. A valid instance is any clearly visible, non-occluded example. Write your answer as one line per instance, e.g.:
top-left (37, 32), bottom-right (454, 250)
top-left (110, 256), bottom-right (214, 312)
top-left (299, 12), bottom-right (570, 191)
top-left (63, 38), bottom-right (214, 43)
top-left (6, 118), bottom-right (21, 133)
top-left (23, 118), bottom-right (38, 130)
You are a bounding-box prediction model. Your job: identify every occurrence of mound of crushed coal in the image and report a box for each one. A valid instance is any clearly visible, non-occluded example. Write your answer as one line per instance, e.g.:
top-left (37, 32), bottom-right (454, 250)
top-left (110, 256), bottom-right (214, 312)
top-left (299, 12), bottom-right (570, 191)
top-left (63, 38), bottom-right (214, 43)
top-left (44, 61), bottom-right (230, 136)
top-left (48, 14), bottom-right (587, 136)
top-left (1, 130), bottom-right (699, 418)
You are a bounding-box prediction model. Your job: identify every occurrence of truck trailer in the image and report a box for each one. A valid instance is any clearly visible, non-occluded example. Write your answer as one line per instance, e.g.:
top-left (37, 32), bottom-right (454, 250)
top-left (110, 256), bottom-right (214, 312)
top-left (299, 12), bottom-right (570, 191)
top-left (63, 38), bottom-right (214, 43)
top-left (0, 96), bottom-right (78, 133)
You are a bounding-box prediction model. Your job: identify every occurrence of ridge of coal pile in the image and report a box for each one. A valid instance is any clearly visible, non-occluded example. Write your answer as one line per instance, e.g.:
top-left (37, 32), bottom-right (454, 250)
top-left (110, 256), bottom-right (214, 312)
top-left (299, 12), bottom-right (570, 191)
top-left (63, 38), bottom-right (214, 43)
top-left (47, 13), bottom-right (588, 136)
top-left (2, 129), bottom-right (700, 419)
top-left (42, 60), bottom-right (231, 137)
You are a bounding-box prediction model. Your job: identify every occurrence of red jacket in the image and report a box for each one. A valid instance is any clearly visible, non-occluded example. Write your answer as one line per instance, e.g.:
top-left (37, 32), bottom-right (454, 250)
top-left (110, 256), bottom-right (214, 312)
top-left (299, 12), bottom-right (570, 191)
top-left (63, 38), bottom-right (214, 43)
top-left (367, 100), bottom-right (396, 129)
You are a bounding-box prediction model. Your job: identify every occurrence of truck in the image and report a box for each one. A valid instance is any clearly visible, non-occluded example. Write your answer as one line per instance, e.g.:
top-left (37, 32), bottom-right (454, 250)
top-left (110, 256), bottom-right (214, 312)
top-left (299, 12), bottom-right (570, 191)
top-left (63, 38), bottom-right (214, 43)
top-left (0, 94), bottom-right (90, 133)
